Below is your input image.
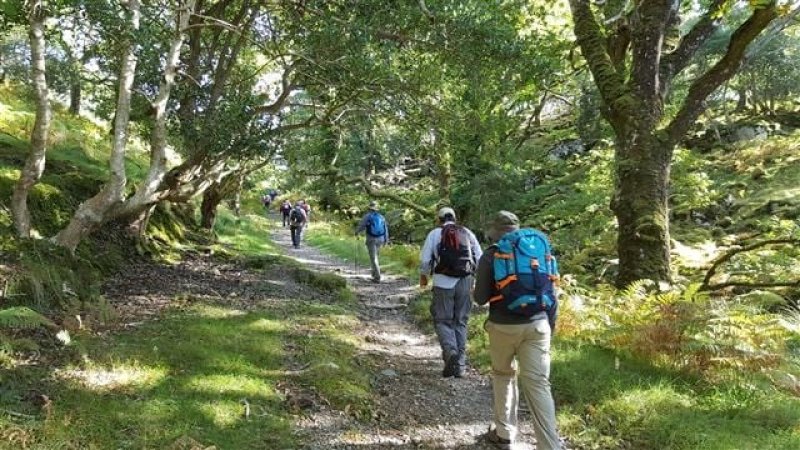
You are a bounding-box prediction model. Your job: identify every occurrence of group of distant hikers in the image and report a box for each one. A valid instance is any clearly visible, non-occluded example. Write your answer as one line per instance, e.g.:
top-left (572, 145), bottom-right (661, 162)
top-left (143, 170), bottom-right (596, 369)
top-left (354, 203), bottom-right (562, 449)
top-left (261, 190), bottom-right (312, 249)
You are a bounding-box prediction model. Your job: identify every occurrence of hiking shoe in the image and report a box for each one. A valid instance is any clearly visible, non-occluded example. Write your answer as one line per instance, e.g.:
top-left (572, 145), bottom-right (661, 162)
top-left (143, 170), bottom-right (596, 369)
top-left (442, 353), bottom-right (459, 378)
top-left (485, 427), bottom-right (512, 450)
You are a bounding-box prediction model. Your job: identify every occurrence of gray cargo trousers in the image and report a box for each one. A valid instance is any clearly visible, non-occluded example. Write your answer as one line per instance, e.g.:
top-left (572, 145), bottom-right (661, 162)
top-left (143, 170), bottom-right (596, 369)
top-left (365, 237), bottom-right (384, 282)
top-left (430, 276), bottom-right (473, 370)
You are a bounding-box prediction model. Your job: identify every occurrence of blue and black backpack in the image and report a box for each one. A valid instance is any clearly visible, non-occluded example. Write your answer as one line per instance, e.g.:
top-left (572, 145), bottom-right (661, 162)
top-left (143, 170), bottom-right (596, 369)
top-left (490, 228), bottom-right (559, 317)
top-left (366, 211), bottom-right (387, 238)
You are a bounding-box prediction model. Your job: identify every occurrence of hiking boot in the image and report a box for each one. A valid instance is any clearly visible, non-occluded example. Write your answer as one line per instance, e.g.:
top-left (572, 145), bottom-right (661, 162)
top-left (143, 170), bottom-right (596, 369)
top-left (442, 353), bottom-right (459, 378)
top-left (485, 427), bottom-right (512, 450)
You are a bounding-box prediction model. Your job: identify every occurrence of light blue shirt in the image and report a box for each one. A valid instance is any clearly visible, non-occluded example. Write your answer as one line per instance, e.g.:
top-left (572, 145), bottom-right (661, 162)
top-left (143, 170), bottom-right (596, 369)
top-left (419, 222), bottom-right (483, 289)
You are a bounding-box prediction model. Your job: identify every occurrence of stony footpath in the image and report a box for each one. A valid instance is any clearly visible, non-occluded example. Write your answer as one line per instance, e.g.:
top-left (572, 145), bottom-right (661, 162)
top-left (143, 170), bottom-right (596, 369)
top-left (273, 227), bottom-right (545, 449)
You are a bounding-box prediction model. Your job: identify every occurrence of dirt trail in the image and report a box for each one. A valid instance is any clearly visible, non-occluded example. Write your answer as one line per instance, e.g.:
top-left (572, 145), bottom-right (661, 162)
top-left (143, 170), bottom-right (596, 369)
top-left (273, 226), bottom-right (543, 450)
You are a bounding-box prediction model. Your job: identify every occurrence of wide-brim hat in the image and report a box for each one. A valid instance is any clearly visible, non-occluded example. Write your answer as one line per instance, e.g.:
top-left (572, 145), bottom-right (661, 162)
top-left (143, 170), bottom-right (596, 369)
top-left (368, 201), bottom-right (378, 210)
top-left (486, 210), bottom-right (520, 242)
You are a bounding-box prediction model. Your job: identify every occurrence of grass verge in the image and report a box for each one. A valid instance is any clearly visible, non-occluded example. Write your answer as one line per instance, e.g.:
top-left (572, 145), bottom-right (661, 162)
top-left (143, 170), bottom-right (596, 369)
top-left (0, 210), bottom-right (374, 449)
top-left (305, 220), bottom-right (420, 281)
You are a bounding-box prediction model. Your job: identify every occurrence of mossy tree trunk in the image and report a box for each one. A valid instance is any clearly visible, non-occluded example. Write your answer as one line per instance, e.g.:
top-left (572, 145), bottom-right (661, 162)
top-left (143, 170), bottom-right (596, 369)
top-left (568, 0), bottom-right (778, 286)
top-left (200, 183), bottom-right (224, 230)
top-left (612, 130), bottom-right (672, 286)
top-left (11, 1), bottom-right (50, 238)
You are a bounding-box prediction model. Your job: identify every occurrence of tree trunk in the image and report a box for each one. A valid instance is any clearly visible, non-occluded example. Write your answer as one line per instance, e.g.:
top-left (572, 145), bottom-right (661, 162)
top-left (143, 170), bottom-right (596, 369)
top-left (435, 145), bottom-right (451, 203)
top-left (117, 0), bottom-right (195, 217)
top-left (11, 3), bottom-right (50, 238)
top-left (69, 80), bottom-right (81, 115)
top-left (230, 173), bottom-right (244, 217)
top-left (735, 88), bottom-right (748, 111)
top-left (53, 0), bottom-right (141, 251)
top-left (612, 131), bottom-right (672, 287)
top-left (200, 183), bottom-right (224, 230)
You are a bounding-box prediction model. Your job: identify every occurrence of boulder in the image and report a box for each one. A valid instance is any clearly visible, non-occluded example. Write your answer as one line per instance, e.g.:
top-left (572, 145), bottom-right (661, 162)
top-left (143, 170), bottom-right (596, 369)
top-left (548, 139), bottom-right (588, 160)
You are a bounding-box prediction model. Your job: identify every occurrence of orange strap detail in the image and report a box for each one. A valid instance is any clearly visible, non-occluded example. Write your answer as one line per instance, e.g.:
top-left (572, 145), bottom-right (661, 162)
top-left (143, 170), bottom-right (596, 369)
top-left (489, 295), bottom-right (504, 303)
top-left (494, 253), bottom-right (514, 260)
top-left (495, 274), bottom-right (518, 291)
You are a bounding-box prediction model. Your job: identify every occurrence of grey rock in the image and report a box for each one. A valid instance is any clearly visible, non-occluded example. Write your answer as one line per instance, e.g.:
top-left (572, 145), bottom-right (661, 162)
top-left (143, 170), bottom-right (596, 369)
top-left (380, 369), bottom-right (398, 378)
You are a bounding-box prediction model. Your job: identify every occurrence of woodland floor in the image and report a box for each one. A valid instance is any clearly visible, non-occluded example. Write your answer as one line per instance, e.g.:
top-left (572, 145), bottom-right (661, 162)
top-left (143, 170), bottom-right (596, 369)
top-left (271, 223), bottom-right (555, 450)
top-left (41, 216), bottom-right (564, 449)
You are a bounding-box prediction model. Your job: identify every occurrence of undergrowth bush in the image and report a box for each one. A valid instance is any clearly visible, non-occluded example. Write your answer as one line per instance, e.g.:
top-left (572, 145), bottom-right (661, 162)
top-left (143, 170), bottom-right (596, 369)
top-left (566, 280), bottom-right (800, 383)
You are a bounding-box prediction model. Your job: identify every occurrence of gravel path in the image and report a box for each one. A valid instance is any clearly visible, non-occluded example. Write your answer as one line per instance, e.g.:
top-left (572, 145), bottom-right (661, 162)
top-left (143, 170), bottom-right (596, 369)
top-left (273, 226), bottom-right (544, 450)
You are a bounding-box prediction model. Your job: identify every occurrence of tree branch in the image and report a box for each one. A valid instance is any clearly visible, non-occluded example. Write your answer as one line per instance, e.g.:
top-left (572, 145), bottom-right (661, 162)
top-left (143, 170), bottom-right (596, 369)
top-left (664, 2), bottom-right (778, 145)
top-left (700, 238), bottom-right (799, 291)
top-left (704, 279), bottom-right (800, 291)
top-left (628, 0), bottom-right (674, 111)
top-left (307, 169), bottom-right (432, 215)
top-left (660, 0), bottom-right (727, 88)
top-left (568, 0), bottom-right (632, 129)
top-left (744, 2), bottom-right (800, 61)
top-left (254, 63), bottom-right (299, 114)
top-left (344, 175), bottom-right (433, 216)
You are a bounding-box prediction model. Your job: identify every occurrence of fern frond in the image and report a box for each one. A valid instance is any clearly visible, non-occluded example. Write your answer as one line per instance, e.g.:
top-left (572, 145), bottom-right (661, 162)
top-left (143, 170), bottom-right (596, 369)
top-left (0, 307), bottom-right (55, 330)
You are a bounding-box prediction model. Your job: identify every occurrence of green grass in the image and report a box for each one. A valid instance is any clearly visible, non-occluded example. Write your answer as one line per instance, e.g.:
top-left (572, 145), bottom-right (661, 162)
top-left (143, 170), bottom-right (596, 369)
top-left (1, 304), bottom-right (294, 449)
top-left (0, 209), bottom-right (374, 449)
top-left (552, 341), bottom-right (800, 450)
top-left (305, 220), bottom-right (421, 281)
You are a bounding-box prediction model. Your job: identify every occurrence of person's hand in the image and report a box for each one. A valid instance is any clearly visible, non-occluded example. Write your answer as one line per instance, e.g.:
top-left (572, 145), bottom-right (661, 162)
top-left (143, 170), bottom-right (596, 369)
top-left (419, 275), bottom-right (428, 288)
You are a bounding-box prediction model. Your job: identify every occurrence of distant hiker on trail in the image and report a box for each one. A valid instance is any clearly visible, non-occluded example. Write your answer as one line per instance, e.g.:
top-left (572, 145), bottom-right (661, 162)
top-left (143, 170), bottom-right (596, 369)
top-left (261, 193), bottom-right (272, 213)
top-left (288, 203), bottom-right (307, 249)
top-left (279, 200), bottom-right (292, 227)
top-left (473, 211), bottom-right (561, 450)
top-left (419, 206), bottom-right (482, 378)
top-left (269, 189), bottom-right (278, 201)
top-left (355, 201), bottom-right (389, 283)
top-left (300, 199), bottom-right (311, 220)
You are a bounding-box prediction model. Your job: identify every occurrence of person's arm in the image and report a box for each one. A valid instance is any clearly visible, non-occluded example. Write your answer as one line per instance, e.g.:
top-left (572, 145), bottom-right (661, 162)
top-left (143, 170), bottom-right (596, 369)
top-left (418, 229), bottom-right (437, 286)
top-left (467, 229), bottom-right (483, 262)
top-left (473, 250), bottom-right (495, 306)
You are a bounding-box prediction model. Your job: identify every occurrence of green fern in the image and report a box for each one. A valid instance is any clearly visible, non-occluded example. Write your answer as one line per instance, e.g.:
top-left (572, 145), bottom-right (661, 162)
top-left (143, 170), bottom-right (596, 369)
top-left (0, 307), bottom-right (55, 330)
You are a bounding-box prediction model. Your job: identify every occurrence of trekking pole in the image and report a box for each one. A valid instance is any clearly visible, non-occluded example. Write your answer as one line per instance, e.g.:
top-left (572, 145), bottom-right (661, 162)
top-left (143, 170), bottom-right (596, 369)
top-left (353, 234), bottom-right (359, 275)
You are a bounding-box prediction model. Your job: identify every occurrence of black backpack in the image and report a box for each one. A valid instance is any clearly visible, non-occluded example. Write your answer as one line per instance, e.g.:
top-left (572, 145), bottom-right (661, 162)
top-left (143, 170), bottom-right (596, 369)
top-left (289, 208), bottom-right (306, 226)
top-left (433, 224), bottom-right (475, 277)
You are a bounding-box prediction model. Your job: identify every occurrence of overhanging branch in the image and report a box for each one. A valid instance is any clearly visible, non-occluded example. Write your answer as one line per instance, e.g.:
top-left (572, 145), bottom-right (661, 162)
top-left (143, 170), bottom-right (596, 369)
top-left (664, 2), bottom-right (778, 144)
top-left (660, 0), bottom-right (727, 89)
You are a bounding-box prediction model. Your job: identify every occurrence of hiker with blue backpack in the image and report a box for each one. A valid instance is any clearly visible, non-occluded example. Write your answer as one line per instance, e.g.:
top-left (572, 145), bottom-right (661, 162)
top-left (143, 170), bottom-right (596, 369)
top-left (473, 211), bottom-right (562, 450)
top-left (355, 201), bottom-right (389, 283)
top-left (419, 207), bottom-right (482, 378)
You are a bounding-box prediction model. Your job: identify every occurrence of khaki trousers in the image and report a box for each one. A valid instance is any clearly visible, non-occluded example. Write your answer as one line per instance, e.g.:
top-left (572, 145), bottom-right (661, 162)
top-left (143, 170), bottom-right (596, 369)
top-left (486, 319), bottom-right (561, 450)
